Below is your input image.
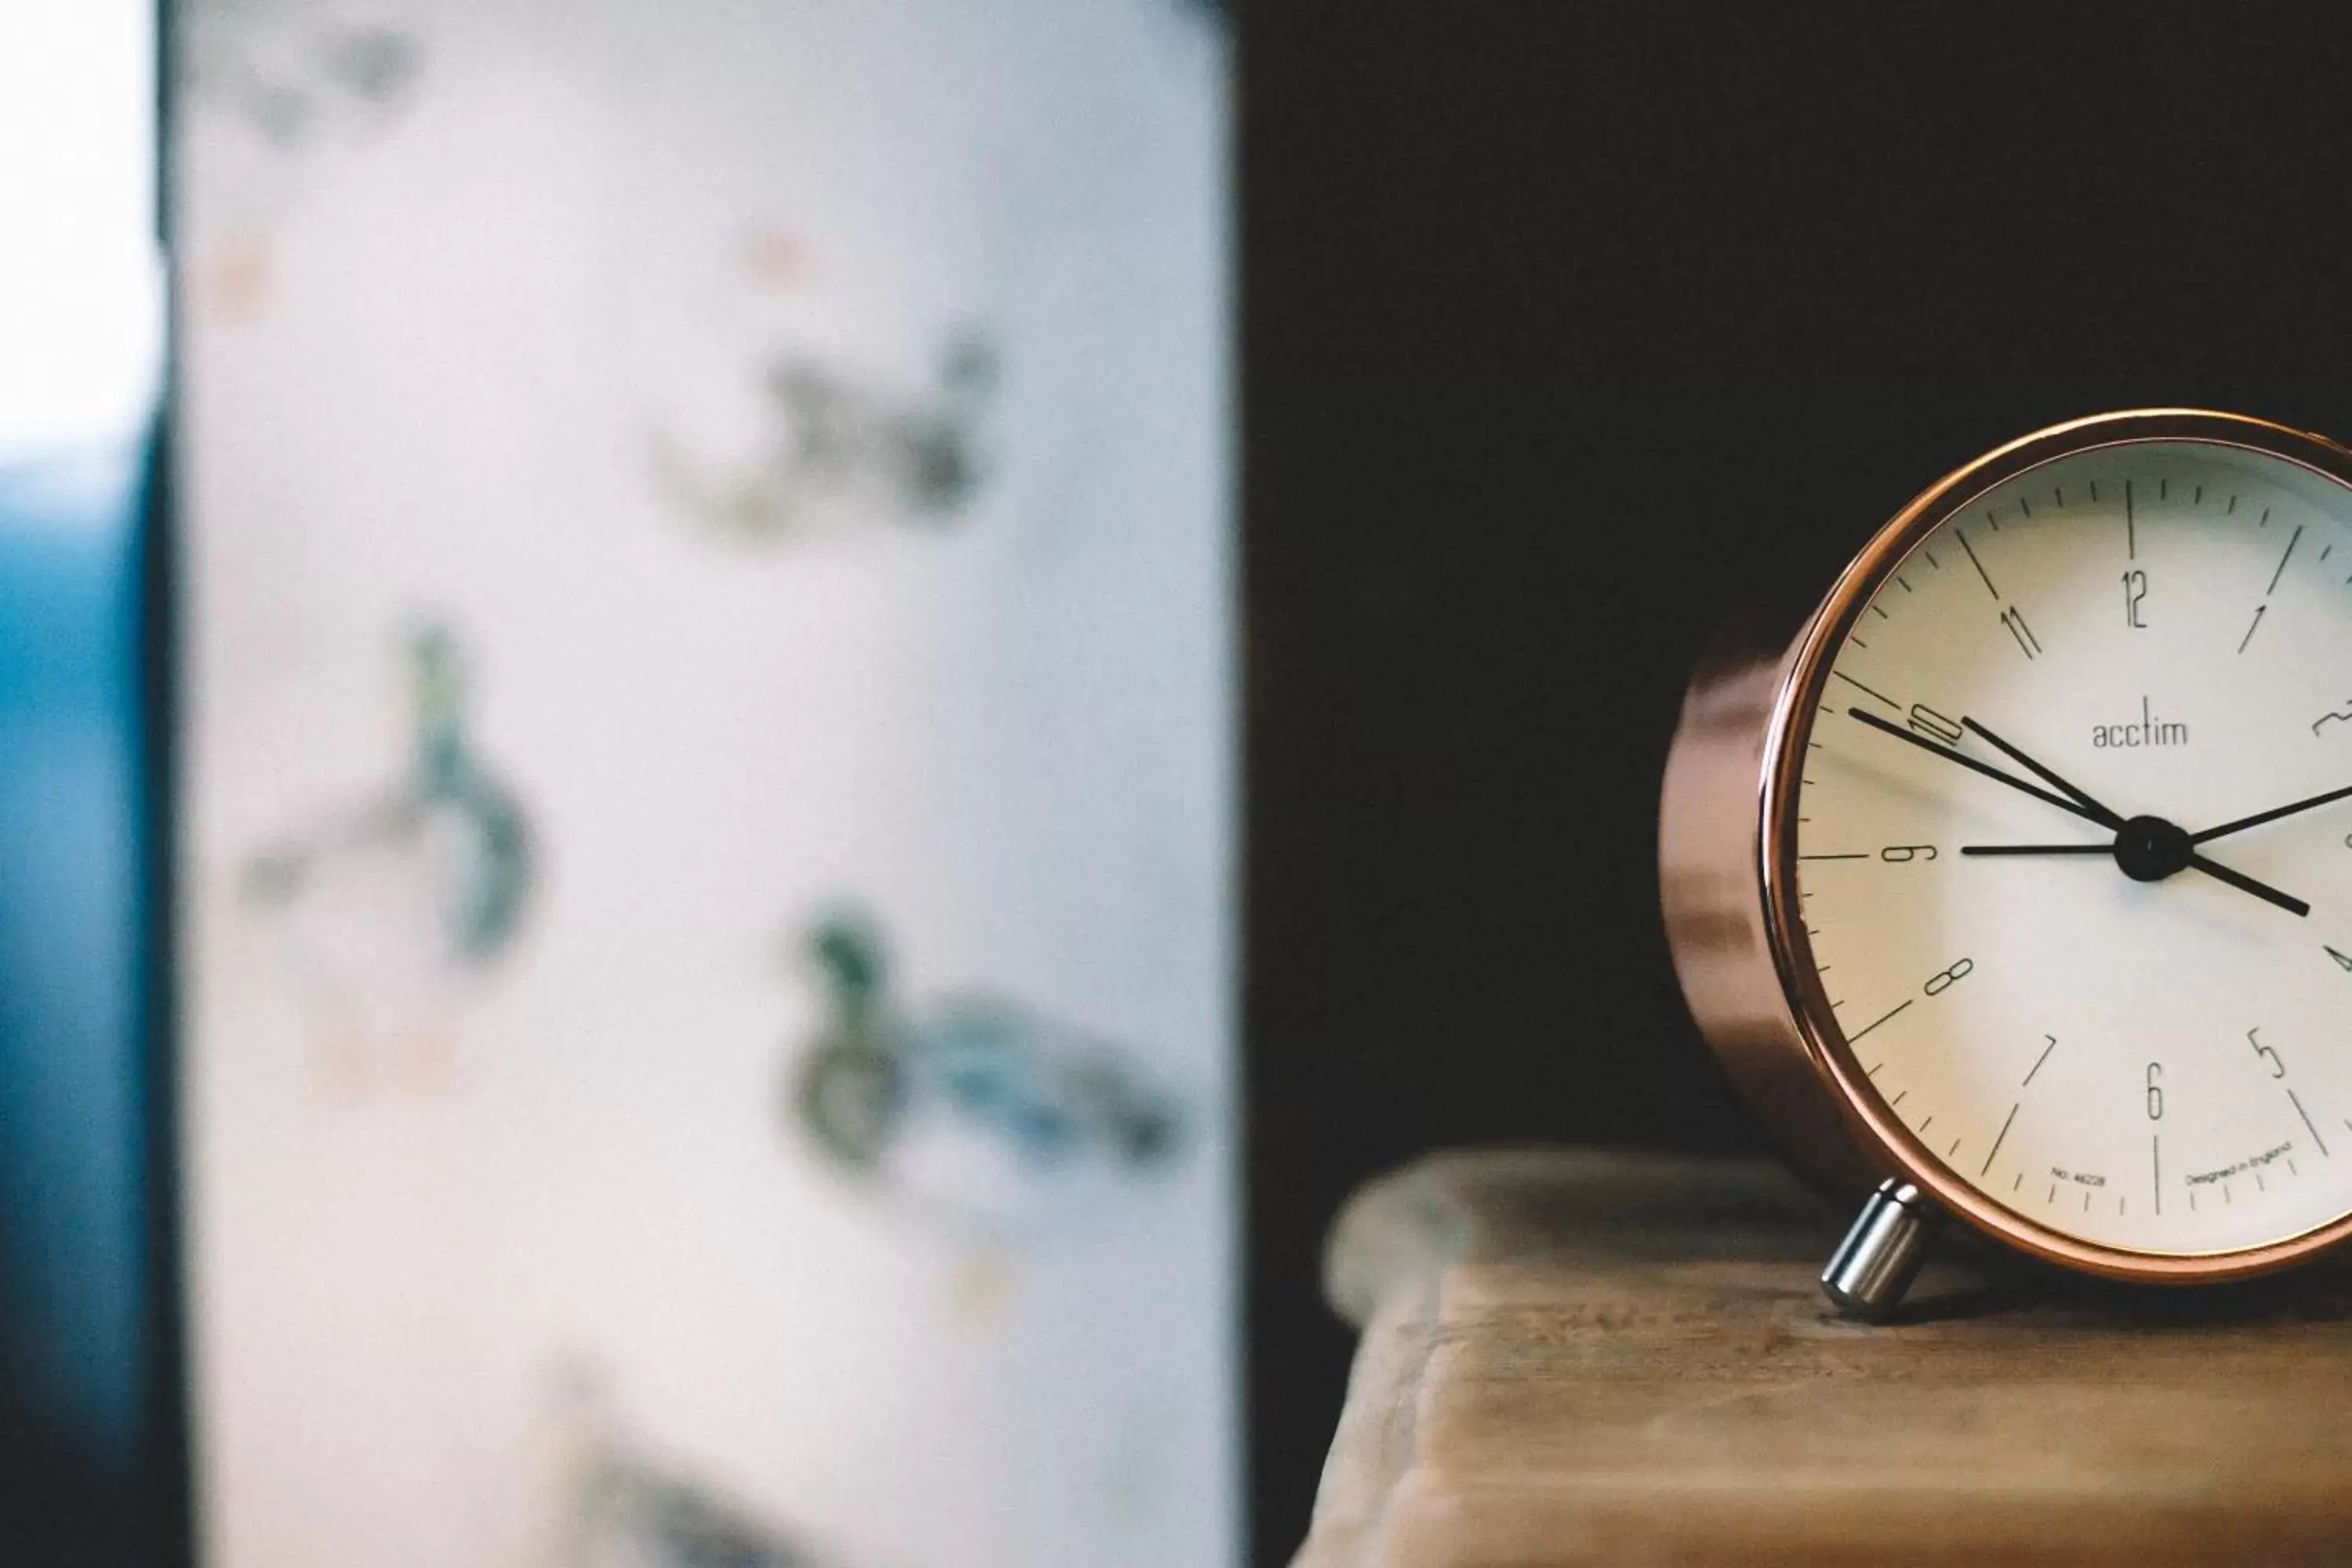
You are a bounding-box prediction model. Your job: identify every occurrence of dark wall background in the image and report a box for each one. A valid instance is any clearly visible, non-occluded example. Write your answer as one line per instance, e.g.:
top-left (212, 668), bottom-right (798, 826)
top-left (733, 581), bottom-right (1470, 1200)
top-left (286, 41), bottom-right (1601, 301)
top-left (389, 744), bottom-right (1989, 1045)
top-left (1243, 5), bottom-right (2352, 1559)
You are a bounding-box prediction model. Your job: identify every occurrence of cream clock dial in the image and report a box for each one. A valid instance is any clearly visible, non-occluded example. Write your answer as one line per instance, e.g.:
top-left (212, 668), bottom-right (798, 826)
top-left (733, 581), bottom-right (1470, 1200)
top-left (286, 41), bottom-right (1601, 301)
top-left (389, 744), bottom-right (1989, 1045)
top-left (1798, 436), bottom-right (2352, 1256)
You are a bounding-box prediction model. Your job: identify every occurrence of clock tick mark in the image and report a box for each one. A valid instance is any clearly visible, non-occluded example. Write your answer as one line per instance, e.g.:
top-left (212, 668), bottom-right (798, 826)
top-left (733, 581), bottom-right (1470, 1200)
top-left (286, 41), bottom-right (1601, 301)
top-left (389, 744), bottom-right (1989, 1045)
top-left (1831, 670), bottom-right (1902, 711)
top-left (2228, 493), bottom-right (2238, 514)
top-left (2159, 477), bottom-right (2168, 500)
top-left (1980, 1102), bottom-right (2020, 1177)
top-left (2013, 1172), bottom-right (2024, 1192)
top-left (2089, 480), bottom-right (2100, 502)
top-left (2269, 525), bottom-right (2305, 596)
top-left (2018, 495), bottom-right (2031, 519)
top-left (1849, 999), bottom-right (1915, 1042)
top-left (1956, 530), bottom-right (1999, 598)
top-left (2288, 1090), bottom-right (2329, 1157)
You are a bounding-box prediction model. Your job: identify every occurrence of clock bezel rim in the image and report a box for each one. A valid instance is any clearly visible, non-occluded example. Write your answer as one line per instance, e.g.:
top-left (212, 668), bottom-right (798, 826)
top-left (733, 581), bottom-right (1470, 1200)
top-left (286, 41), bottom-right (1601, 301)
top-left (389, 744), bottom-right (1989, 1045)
top-left (1760, 407), bottom-right (2352, 1281)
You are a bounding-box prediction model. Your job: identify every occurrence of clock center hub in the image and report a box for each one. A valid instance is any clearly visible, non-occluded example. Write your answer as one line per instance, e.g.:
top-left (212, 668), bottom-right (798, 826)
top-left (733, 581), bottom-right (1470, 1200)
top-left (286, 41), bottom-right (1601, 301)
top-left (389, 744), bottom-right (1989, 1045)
top-left (2112, 813), bottom-right (2194, 883)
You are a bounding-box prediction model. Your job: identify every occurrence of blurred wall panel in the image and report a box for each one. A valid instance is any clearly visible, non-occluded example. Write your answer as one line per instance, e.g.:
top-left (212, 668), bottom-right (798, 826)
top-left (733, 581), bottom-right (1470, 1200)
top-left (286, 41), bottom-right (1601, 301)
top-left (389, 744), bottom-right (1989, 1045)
top-left (175, 3), bottom-right (1232, 1566)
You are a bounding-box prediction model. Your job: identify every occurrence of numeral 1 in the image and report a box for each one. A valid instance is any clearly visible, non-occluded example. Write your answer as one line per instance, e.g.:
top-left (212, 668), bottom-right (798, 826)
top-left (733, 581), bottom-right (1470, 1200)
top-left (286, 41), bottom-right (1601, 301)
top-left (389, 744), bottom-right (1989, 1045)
top-left (2000, 604), bottom-right (2042, 659)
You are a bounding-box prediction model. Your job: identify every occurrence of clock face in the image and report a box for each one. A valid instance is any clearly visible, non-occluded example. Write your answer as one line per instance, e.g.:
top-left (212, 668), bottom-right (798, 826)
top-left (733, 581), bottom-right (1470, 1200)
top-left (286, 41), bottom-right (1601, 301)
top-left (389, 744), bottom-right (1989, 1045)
top-left (1794, 434), bottom-right (2352, 1258)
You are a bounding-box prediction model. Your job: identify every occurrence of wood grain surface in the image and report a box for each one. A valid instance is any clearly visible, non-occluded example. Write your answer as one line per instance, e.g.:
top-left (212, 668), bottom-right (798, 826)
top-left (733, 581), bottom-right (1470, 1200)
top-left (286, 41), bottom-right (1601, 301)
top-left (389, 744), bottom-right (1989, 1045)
top-left (1293, 1149), bottom-right (2352, 1568)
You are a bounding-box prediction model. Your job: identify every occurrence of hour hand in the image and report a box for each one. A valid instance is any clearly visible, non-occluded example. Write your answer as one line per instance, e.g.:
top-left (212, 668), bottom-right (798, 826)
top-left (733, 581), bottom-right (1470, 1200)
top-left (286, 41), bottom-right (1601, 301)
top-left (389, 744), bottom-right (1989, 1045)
top-left (1960, 844), bottom-right (2111, 857)
top-left (1959, 717), bottom-right (2125, 829)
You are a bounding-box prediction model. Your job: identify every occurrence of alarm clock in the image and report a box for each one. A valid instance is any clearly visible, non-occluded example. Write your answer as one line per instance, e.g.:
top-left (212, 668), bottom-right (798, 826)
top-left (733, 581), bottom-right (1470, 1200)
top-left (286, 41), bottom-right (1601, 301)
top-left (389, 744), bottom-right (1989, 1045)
top-left (1661, 409), bottom-right (2352, 1319)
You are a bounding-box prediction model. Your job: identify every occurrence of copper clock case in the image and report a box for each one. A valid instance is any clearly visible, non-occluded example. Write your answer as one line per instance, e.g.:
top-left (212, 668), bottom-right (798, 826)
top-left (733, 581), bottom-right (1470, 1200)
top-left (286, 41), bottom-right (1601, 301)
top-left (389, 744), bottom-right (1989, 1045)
top-left (1661, 408), bottom-right (2352, 1285)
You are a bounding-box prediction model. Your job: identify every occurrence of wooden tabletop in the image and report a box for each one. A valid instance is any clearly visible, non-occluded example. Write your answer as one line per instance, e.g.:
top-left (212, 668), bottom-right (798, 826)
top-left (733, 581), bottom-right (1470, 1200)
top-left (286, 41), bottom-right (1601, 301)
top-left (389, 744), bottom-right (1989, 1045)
top-left (1293, 1149), bottom-right (2352, 1568)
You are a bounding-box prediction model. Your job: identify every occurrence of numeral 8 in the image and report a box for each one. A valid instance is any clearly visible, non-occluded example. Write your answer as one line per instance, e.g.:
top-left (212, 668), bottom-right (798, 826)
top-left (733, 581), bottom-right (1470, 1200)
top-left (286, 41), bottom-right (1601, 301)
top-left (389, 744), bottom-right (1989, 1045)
top-left (1924, 958), bottom-right (1975, 996)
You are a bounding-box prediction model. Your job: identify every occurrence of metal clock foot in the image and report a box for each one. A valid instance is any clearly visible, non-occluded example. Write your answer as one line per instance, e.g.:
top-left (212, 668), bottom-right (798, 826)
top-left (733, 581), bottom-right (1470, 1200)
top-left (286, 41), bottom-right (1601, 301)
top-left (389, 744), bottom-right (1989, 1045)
top-left (1822, 1179), bottom-right (1941, 1321)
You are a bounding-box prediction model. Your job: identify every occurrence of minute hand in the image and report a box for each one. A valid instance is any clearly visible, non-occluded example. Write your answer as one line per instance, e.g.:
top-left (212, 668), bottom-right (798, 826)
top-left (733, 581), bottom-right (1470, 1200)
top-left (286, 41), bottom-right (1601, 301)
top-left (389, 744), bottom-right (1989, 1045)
top-left (1842, 708), bottom-right (2102, 822)
top-left (2191, 781), bottom-right (2352, 844)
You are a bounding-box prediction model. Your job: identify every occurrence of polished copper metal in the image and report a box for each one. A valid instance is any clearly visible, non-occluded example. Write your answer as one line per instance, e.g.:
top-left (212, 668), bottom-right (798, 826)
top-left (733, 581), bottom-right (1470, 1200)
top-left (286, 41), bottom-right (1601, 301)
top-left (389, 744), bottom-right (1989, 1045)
top-left (1661, 409), bottom-right (2352, 1283)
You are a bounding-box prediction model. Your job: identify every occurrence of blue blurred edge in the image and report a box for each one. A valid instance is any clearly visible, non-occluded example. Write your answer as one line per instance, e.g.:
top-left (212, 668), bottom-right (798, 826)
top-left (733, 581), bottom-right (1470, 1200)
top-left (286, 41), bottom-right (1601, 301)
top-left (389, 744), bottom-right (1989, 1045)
top-left (0, 427), bottom-right (188, 1566)
top-left (0, 2), bottom-right (191, 1556)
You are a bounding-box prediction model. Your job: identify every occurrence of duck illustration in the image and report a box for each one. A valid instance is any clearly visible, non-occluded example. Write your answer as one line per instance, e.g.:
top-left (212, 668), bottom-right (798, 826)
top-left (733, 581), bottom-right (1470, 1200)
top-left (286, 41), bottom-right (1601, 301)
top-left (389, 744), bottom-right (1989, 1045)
top-left (521, 1370), bottom-right (835, 1568)
top-left (244, 621), bottom-right (532, 1091)
top-left (183, 1), bottom-right (426, 321)
top-left (185, 0), bottom-right (424, 154)
top-left (572, 1457), bottom-right (818, 1568)
top-left (788, 911), bottom-right (1186, 1232)
top-left (654, 330), bottom-right (996, 541)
